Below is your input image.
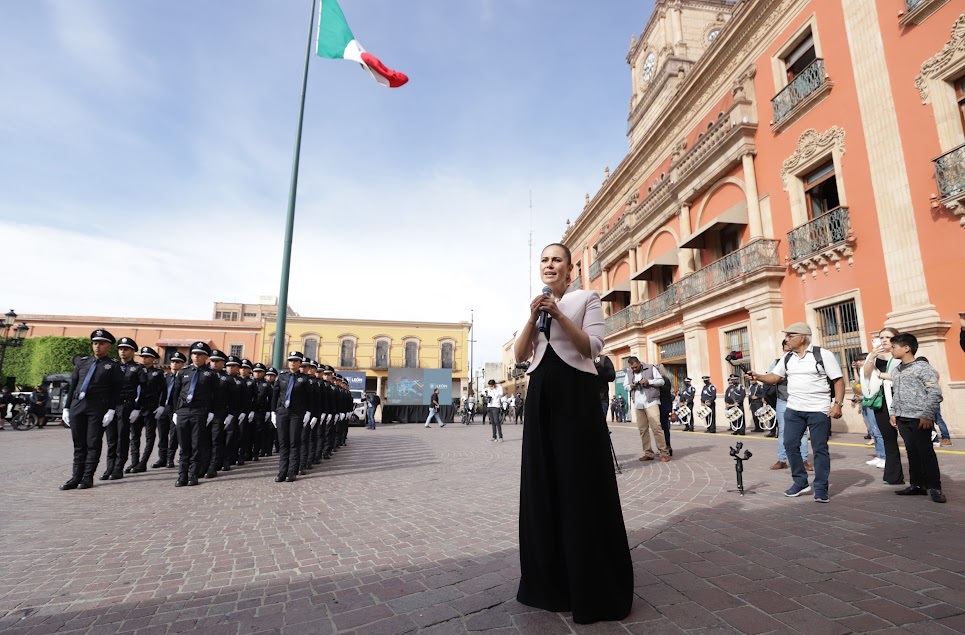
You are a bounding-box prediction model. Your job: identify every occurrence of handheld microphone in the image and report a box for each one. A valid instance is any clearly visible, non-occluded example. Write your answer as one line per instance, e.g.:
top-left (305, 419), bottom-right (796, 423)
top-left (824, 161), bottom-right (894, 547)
top-left (536, 285), bottom-right (553, 339)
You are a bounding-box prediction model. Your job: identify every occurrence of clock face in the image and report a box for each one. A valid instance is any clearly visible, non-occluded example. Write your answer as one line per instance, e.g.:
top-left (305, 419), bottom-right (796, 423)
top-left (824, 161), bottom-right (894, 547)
top-left (642, 52), bottom-right (655, 82)
top-left (707, 29), bottom-right (720, 42)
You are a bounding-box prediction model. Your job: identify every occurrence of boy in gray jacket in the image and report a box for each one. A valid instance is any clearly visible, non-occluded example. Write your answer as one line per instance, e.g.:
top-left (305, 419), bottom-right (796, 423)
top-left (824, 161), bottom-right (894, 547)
top-left (889, 333), bottom-right (945, 503)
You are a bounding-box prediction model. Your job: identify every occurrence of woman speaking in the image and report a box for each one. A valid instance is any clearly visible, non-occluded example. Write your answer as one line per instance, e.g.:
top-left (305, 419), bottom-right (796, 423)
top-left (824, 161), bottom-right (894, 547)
top-left (513, 243), bottom-right (633, 624)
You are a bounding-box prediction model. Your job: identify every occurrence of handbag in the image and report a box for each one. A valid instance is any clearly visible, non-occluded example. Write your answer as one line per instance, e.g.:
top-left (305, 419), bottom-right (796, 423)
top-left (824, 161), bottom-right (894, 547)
top-left (861, 387), bottom-right (883, 409)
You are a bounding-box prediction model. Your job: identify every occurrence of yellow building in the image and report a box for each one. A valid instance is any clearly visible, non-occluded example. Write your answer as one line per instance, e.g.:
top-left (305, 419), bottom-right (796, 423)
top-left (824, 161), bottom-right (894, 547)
top-left (261, 316), bottom-right (471, 399)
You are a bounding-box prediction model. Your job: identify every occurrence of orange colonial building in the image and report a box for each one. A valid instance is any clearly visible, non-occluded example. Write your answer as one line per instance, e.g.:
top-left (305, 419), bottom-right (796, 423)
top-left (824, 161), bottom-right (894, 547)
top-left (21, 314), bottom-right (262, 366)
top-left (563, 0), bottom-right (965, 433)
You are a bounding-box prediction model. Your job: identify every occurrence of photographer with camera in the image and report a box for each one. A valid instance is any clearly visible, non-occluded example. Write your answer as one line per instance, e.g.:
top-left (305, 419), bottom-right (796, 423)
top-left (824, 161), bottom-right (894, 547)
top-left (623, 356), bottom-right (670, 462)
top-left (746, 323), bottom-right (844, 503)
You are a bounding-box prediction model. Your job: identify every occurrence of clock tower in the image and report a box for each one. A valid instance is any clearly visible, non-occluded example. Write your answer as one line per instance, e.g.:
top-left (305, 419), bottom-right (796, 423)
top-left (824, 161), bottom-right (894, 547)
top-left (627, 0), bottom-right (738, 147)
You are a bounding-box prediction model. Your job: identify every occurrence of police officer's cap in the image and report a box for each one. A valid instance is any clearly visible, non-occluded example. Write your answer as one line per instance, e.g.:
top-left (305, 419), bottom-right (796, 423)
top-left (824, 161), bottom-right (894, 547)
top-left (701, 375), bottom-right (711, 380)
top-left (139, 346), bottom-right (160, 359)
top-left (209, 349), bottom-right (227, 361)
top-left (117, 337), bottom-right (138, 350)
top-left (307, 359), bottom-right (319, 369)
top-left (241, 358), bottom-right (253, 369)
top-left (252, 362), bottom-right (267, 372)
top-left (321, 365), bottom-right (334, 374)
top-left (266, 366), bottom-right (278, 376)
top-left (226, 355), bottom-right (242, 366)
top-left (90, 329), bottom-right (116, 344)
top-left (334, 374), bottom-right (344, 381)
top-left (170, 351), bottom-right (188, 363)
top-left (684, 377), bottom-right (692, 382)
top-left (190, 341), bottom-right (212, 356)
top-left (287, 350), bottom-right (304, 361)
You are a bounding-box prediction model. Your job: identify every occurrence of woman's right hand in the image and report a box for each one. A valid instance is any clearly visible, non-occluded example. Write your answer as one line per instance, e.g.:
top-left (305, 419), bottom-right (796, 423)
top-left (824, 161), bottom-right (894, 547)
top-left (528, 295), bottom-right (546, 324)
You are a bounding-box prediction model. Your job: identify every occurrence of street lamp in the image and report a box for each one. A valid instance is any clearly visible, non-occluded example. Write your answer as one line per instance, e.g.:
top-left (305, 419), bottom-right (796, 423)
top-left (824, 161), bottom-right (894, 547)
top-left (0, 310), bottom-right (29, 387)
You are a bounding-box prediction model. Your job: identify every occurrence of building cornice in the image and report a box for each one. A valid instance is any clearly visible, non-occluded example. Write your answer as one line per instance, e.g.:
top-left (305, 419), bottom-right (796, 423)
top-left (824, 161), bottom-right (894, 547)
top-left (21, 314), bottom-right (261, 332)
top-left (279, 316), bottom-right (470, 330)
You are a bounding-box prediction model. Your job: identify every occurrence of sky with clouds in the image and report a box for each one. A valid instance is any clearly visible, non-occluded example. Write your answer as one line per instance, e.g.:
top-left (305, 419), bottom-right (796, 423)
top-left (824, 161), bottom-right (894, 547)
top-left (1, 0), bottom-right (655, 368)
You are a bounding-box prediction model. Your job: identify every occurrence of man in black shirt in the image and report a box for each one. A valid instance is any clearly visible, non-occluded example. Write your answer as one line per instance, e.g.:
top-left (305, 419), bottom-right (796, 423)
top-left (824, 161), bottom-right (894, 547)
top-left (154, 351), bottom-right (186, 468)
top-left (104, 337), bottom-right (145, 480)
top-left (60, 330), bottom-right (123, 490)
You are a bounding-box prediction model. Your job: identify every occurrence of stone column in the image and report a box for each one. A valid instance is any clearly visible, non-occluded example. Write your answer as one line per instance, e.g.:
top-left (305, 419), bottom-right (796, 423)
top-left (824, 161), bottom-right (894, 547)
top-left (742, 153), bottom-right (764, 239)
top-left (677, 203), bottom-right (695, 274)
top-left (602, 268), bottom-right (611, 317)
top-left (670, 7), bottom-right (683, 47)
top-left (629, 247), bottom-right (639, 304)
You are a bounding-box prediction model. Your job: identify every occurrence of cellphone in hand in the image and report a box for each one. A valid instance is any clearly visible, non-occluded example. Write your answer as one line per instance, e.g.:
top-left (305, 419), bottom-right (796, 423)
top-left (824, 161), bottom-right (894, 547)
top-left (871, 337), bottom-right (882, 349)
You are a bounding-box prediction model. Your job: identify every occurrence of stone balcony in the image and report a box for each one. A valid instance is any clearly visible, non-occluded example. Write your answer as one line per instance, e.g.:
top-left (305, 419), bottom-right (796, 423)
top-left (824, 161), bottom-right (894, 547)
top-left (787, 207), bottom-right (856, 279)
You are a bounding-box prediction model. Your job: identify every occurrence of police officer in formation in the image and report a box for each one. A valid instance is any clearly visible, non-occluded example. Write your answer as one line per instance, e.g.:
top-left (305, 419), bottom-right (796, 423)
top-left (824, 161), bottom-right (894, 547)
top-left (60, 330), bottom-right (122, 490)
top-left (168, 342), bottom-right (219, 486)
top-left (103, 337), bottom-right (145, 480)
top-left (60, 337), bottom-right (358, 490)
top-left (127, 346), bottom-right (166, 472)
top-left (700, 375), bottom-right (717, 433)
top-left (678, 377), bottom-right (696, 432)
top-left (725, 374), bottom-right (747, 435)
top-left (154, 351), bottom-right (186, 468)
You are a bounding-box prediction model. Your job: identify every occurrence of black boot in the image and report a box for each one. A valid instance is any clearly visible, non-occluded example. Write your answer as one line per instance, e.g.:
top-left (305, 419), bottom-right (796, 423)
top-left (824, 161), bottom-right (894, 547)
top-left (100, 459), bottom-right (115, 481)
top-left (60, 464), bottom-right (83, 490)
top-left (151, 460), bottom-right (166, 468)
top-left (79, 463), bottom-right (96, 489)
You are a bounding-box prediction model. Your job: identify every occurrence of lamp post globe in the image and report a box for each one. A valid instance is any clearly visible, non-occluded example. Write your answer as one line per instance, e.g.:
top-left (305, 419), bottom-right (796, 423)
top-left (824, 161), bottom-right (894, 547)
top-left (3, 310), bottom-right (15, 328)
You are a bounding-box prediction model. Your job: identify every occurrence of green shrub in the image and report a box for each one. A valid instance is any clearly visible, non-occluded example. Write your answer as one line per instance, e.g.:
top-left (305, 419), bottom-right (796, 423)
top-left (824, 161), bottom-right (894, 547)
top-left (0, 337), bottom-right (113, 388)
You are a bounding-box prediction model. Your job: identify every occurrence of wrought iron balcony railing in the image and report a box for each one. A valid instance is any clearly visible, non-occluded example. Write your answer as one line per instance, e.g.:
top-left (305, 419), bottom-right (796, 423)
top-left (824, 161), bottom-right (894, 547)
top-left (604, 305), bottom-right (634, 336)
top-left (639, 284), bottom-right (680, 322)
top-left (905, 0), bottom-right (925, 10)
top-left (678, 239), bottom-right (781, 302)
top-left (787, 207), bottom-right (851, 262)
top-left (589, 260), bottom-right (601, 281)
top-left (570, 274), bottom-right (583, 291)
top-left (934, 143), bottom-right (965, 200)
top-left (771, 58), bottom-right (826, 124)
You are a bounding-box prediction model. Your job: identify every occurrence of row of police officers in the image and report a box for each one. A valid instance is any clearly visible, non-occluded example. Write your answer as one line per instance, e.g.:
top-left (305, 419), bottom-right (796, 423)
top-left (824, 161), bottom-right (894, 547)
top-left (674, 374), bottom-right (765, 434)
top-left (60, 329), bottom-right (354, 490)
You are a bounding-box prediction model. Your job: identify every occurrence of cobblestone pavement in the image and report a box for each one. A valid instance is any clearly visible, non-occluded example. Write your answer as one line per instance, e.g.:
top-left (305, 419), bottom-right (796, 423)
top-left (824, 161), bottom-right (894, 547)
top-left (1, 420), bottom-right (964, 635)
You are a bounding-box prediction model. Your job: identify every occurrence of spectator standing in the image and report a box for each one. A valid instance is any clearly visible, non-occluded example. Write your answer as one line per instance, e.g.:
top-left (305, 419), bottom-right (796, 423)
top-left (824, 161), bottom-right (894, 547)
top-left (30, 384), bottom-right (48, 428)
top-left (749, 322), bottom-right (844, 502)
top-left (768, 340), bottom-right (810, 470)
top-left (862, 327), bottom-right (905, 485)
top-left (485, 380), bottom-right (504, 442)
top-left (0, 386), bottom-right (13, 429)
top-left (514, 392), bottom-right (524, 424)
top-left (623, 356), bottom-right (670, 462)
top-left (365, 392), bottom-right (379, 429)
top-left (853, 353), bottom-right (885, 469)
top-left (889, 334), bottom-right (946, 503)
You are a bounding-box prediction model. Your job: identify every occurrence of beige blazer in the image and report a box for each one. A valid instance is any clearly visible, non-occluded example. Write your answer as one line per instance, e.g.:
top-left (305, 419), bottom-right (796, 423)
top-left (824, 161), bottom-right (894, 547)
top-left (517, 289), bottom-right (604, 375)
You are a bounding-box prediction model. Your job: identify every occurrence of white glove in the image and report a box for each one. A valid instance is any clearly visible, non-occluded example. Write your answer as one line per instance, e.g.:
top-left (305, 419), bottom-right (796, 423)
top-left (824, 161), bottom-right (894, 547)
top-left (249, 411), bottom-right (256, 423)
top-left (129, 409), bottom-right (141, 422)
top-left (62, 408), bottom-right (70, 425)
top-left (303, 412), bottom-right (311, 424)
top-left (154, 406), bottom-right (165, 418)
top-left (224, 414), bottom-right (234, 427)
top-left (265, 412), bottom-right (271, 422)
top-left (207, 412), bottom-right (214, 425)
top-left (102, 409), bottom-right (116, 427)
top-left (172, 413), bottom-right (178, 425)
top-left (310, 417), bottom-right (318, 428)
top-left (270, 412), bottom-right (277, 427)
top-left (238, 413), bottom-right (247, 424)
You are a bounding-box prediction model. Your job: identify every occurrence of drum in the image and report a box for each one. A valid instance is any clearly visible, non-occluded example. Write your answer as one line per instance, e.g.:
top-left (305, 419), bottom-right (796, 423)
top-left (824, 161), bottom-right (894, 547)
top-left (676, 404), bottom-right (692, 425)
top-left (755, 403), bottom-right (776, 431)
top-left (726, 405), bottom-right (744, 432)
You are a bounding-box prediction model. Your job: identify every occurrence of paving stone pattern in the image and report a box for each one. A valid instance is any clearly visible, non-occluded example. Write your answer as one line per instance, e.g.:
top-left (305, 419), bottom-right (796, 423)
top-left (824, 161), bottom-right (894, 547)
top-left (1, 421), bottom-right (964, 634)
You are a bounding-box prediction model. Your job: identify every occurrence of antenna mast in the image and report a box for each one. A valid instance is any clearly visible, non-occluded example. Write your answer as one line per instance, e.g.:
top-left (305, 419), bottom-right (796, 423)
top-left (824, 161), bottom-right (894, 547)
top-left (528, 190), bottom-right (533, 299)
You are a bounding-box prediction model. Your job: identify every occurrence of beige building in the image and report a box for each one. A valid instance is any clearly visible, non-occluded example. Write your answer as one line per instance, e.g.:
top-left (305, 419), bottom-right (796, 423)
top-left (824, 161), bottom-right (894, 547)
top-left (213, 296), bottom-right (298, 323)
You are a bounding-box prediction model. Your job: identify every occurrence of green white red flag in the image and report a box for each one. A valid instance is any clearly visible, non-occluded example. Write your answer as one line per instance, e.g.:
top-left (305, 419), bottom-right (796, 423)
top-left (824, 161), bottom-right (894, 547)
top-left (316, 0), bottom-right (409, 88)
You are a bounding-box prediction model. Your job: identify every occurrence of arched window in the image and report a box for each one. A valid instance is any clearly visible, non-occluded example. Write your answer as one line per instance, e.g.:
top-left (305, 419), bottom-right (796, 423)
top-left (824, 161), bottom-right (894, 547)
top-left (374, 340), bottom-right (389, 369)
top-left (303, 337), bottom-right (319, 361)
top-left (440, 342), bottom-right (454, 369)
top-left (404, 341), bottom-right (419, 368)
top-left (340, 338), bottom-right (356, 367)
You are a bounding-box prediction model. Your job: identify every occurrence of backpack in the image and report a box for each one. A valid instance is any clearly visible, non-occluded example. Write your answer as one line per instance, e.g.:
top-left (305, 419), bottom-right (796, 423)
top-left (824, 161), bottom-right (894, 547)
top-left (782, 346), bottom-right (835, 394)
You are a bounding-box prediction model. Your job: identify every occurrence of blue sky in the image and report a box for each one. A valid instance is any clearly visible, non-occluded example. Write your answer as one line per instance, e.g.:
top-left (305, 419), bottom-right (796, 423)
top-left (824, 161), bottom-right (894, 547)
top-left (0, 0), bottom-right (655, 368)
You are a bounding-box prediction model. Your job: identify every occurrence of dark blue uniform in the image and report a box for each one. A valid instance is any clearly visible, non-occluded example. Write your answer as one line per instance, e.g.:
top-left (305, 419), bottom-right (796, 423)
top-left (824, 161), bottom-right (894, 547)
top-left (271, 370), bottom-right (313, 481)
top-left (168, 364), bottom-right (220, 485)
top-left (700, 382), bottom-right (717, 433)
top-left (65, 356), bottom-right (122, 485)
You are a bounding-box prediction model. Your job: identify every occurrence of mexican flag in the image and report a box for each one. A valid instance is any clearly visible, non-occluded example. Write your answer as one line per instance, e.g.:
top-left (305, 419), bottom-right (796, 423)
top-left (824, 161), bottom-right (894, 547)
top-left (316, 0), bottom-right (409, 88)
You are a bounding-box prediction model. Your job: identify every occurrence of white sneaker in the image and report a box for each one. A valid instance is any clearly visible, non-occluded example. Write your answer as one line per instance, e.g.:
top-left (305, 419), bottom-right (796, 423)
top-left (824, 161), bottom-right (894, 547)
top-left (866, 458), bottom-right (879, 465)
top-left (875, 458), bottom-right (886, 468)
top-left (497, 438), bottom-right (503, 443)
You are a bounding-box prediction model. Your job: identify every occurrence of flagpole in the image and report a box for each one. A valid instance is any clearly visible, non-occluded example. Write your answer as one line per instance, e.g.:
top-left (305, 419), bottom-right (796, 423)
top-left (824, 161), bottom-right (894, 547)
top-left (273, 0), bottom-right (318, 368)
